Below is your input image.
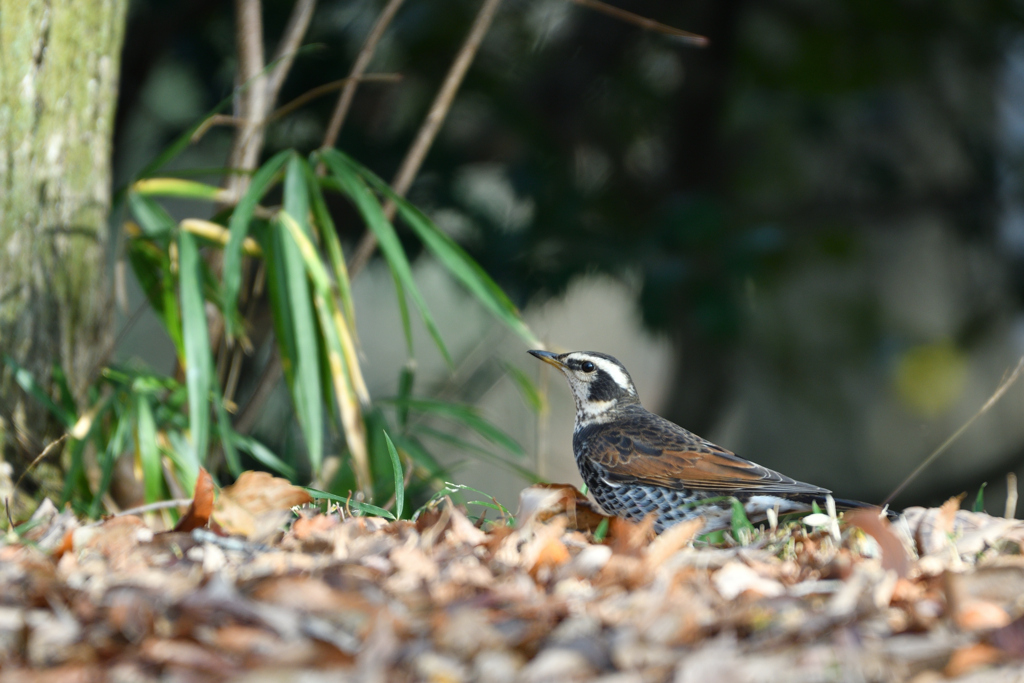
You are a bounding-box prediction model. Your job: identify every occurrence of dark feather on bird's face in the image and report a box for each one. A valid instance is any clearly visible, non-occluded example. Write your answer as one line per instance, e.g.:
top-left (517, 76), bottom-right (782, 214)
top-left (528, 350), bottom-right (640, 426)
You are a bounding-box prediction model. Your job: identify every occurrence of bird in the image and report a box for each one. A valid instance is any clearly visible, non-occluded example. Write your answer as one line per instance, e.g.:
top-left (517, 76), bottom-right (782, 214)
top-left (529, 349), bottom-right (880, 533)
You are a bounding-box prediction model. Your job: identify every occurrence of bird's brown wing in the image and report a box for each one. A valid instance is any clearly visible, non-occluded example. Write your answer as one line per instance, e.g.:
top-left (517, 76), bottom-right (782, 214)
top-left (585, 413), bottom-right (830, 496)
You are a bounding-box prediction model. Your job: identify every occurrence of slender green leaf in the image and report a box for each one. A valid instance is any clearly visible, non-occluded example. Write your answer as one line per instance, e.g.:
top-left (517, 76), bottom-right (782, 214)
top-left (301, 157), bottom-right (358, 333)
top-left (414, 426), bottom-right (541, 482)
top-left (135, 394), bottom-right (163, 504)
top-left (319, 151), bottom-right (451, 366)
top-left (212, 386), bottom-right (242, 477)
top-left (233, 433), bottom-right (296, 480)
top-left (1, 355), bottom-right (74, 428)
top-left (222, 150), bottom-right (291, 339)
top-left (593, 518), bottom-right (609, 542)
top-left (730, 497), bottom-right (755, 543)
top-left (397, 361), bottom-right (415, 431)
top-left (279, 211), bottom-right (371, 489)
top-left (384, 397), bottom-right (524, 456)
top-left (974, 483), bottom-right (987, 513)
top-left (51, 364), bottom-right (77, 419)
top-left (324, 149), bottom-right (538, 346)
top-left (303, 487), bottom-right (395, 520)
top-left (178, 229), bottom-right (212, 465)
top-left (383, 431), bottom-right (404, 520)
top-left (128, 193), bottom-right (177, 238)
top-left (132, 178), bottom-right (225, 201)
top-left (502, 363), bottom-right (544, 413)
top-left (281, 158), bottom-right (324, 472)
top-left (89, 405), bottom-right (132, 518)
top-left (164, 430), bottom-right (200, 493)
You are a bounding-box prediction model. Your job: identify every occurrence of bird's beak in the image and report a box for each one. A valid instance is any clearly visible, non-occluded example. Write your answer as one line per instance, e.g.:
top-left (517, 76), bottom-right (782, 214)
top-left (528, 349), bottom-right (566, 369)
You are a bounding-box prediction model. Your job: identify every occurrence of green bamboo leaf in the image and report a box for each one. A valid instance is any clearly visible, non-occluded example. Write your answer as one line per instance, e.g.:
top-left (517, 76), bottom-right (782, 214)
top-left (132, 178), bottom-right (226, 201)
top-left (179, 229), bottom-right (212, 465)
top-left (212, 385), bottom-right (242, 478)
top-left (319, 150), bottom-right (451, 366)
top-left (387, 433), bottom-right (446, 479)
top-left (323, 149), bottom-right (538, 346)
top-left (301, 157), bottom-right (358, 334)
top-left (303, 487), bottom-right (395, 520)
top-left (89, 405), bottom-right (132, 518)
top-left (164, 430), bottom-right (200, 493)
top-left (414, 426), bottom-right (541, 482)
top-left (222, 150), bottom-right (291, 340)
top-left (384, 397), bottom-right (524, 456)
top-left (278, 212), bottom-right (371, 490)
top-left (128, 193), bottom-right (177, 238)
top-left (383, 431), bottom-right (405, 520)
top-left (397, 361), bottom-right (415, 431)
top-left (233, 433), bottom-right (296, 480)
top-left (281, 158), bottom-right (324, 473)
top-left (1, 355), bottom-right (74, 428)
top-left (502, 362), bottom-right (545, 413)
top-left (135, 394), bottom-right (163, 504)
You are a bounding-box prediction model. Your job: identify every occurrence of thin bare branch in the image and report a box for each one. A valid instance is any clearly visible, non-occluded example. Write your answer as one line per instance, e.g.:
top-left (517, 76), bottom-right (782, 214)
top-left (567, 0), bottom-right (709, 47)
top-left (225, 0), bottom-right (269, 200)
top-left (322, 0), bottom-right (407, 150)
top-left (13, 435), bottom-right (68, 494)
top-left (265, 0), bottom-right (318, 107)
top-left (347, 0), bottom-right (505, 278)
top-left (271, 73), bottom-right (402, 124)
top-left (884, 356), bottom-right (1024, 506)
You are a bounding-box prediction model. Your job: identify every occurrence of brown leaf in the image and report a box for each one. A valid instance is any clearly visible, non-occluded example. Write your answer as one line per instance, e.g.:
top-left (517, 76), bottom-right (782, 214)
top-left (608, 515), bottom-right (656, 557)
top-left (515, 483), bottom-right (610, 531)
top-left (174, 467), bottom-right (215, 532)
top-left (213, 470), bottom-right (311, 538)
top-left (955, 600), bottom-right (1011, 632)
top-left (644, 517), bottom-right (704, 568)
top-left (945, 643), bottom-right (1003, 677)
top-left (845, 508), bottom-right (910, 577)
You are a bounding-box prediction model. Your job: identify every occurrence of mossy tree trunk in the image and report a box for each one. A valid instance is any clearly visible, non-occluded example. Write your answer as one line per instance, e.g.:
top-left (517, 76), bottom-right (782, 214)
top-left (0, 0), bottom-right (128, 508)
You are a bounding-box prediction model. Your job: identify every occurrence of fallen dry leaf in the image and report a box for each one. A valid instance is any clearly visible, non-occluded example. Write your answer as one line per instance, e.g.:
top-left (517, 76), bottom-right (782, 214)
top-left (213, 470), bottom-right (311, 538)
top-left (174, 467), bottom-right (215, 532)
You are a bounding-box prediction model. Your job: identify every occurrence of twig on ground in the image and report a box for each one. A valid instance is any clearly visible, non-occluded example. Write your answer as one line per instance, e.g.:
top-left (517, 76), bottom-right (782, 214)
top-left (884, 356), bottom-right (1024, 506)
top-left (347, 0), bottom-right (505, 278)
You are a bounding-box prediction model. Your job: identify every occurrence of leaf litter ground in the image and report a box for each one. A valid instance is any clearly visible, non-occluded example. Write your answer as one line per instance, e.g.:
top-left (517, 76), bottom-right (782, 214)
top-left (4, 473), bottom-right (1024, 682)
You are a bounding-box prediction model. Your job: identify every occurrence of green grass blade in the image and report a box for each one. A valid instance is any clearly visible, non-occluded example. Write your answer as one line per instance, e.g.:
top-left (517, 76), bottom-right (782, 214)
top-left (973, 482), bottom-right (987, 513)
top-left (730, 497), bottom-right (755, 543)
top-left (325, 149), bottom-right (538, 346)
top-left (502, 362), bottom-right (544, 413)
top-left (212, 385), bottom-right (242, 478)
top-left (319, 150), bottom-right (451, 366)
top-left (397, 361), bottom-right (415, 431)
top-left (384, 397), bottom-right (524, 456)
top-left (135, 394), bottom-right (163, 504)
top-left (278, 211), bottom-right (371, 490)
top-left (383, 431), bottom-right (404, 520)
top-left (1, 355), bottom-right (75, 428)
top-left (128, 193), bottom-right (177, 238)
top-left (89, 405), bottom-right (132, 518)
top-left (303, 487), bottom-right (395, 520)
top-left (281, 159), bottom-right (325, 473)
top-left (301, 157), bottom-right (358, 336)
top-left (178, 229), bottom-right (213, 465)
top-left (132, 178), bottom-right (225, 201)
top-left (233, 433), bottom-right (296, 480)
top-left (222, 150), bottom-right (291, 340)
top-left (414, 426), bottom-right (541, 482)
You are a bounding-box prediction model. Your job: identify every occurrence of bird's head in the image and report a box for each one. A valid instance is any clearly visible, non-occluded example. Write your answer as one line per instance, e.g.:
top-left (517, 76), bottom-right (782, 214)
top-left (528, 350), bottom-right (640, 425)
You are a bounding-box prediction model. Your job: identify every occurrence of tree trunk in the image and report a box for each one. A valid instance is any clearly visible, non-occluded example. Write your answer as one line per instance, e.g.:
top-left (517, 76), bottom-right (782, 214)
top-left (0, 0), bottom-right (128, 509)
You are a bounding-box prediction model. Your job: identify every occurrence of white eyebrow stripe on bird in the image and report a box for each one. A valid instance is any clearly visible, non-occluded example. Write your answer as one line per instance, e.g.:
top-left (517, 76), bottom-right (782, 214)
top-left (581, 355), bottom-right (635, 395)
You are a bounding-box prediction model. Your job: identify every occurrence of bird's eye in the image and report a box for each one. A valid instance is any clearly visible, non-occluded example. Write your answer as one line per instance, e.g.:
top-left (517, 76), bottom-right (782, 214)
top-left (580, 361), bottom-right (596, 373)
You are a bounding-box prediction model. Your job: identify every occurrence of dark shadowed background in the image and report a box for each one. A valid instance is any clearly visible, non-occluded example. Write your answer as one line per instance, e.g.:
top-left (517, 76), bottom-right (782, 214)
top-left (111, 0), bottom-right (1024, 514)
